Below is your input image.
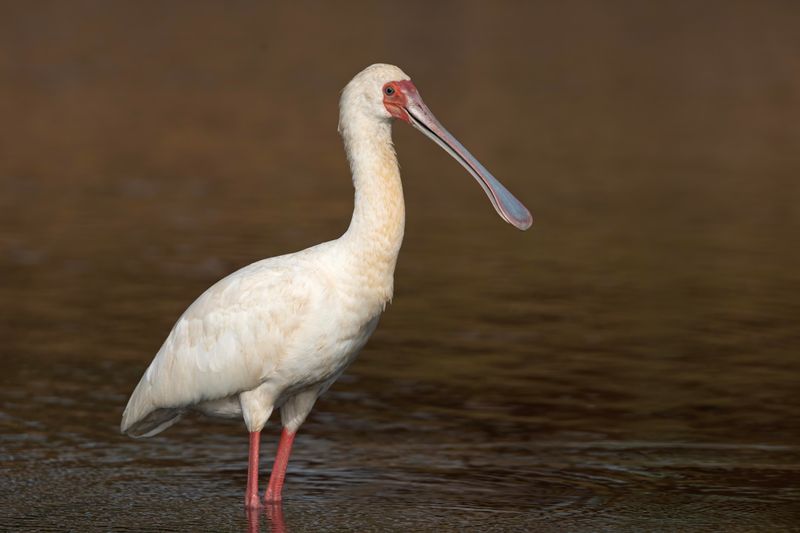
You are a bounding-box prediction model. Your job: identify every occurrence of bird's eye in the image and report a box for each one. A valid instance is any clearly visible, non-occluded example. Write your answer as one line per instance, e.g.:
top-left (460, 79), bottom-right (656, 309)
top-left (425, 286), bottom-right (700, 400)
top-left (384, 86), bottom-right (395, 96)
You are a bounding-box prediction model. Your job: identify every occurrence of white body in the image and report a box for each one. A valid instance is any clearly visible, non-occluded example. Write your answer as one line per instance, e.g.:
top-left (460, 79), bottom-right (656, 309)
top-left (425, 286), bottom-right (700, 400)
top-left (121, 65), bottom-right (407, 438)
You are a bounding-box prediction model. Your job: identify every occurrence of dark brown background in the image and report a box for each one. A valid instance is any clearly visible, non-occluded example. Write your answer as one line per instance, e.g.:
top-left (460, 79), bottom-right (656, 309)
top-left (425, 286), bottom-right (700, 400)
top-left (1, 2), bottom-right (798, 531)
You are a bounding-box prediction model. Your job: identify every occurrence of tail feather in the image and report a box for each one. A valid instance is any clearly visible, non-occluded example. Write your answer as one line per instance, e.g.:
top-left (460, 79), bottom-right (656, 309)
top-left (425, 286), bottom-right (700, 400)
top-left (122, 407), bottom-right (183, 438)
top-left (120, 374), bottom-right (183, 438)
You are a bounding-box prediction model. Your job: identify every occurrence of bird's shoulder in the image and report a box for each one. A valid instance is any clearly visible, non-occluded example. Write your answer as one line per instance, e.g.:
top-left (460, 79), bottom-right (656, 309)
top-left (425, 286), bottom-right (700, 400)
top-left (188, 241), bottom-right (339, 316)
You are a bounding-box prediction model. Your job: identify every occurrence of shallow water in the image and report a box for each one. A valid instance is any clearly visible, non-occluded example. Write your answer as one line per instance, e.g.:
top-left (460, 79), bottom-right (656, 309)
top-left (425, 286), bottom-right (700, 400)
top-left (2, 2), bottom-right (800, 531)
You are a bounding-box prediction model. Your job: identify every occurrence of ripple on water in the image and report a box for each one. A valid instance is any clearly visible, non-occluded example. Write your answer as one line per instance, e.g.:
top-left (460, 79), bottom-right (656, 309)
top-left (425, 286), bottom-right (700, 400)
top-left (2, 369), bottom-right (799, 531)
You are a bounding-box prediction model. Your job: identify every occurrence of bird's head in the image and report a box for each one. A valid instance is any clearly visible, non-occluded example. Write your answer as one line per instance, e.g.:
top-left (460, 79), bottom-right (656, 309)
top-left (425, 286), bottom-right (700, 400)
top-left (341, 63), bottom-right (532, 231)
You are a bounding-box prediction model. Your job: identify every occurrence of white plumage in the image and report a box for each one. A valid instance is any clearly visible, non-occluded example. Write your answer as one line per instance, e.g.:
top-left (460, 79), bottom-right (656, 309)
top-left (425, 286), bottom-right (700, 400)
top-left (122, 241), bottom-right (385, 435)
top-left (121, 63), bottom-right (531, 507)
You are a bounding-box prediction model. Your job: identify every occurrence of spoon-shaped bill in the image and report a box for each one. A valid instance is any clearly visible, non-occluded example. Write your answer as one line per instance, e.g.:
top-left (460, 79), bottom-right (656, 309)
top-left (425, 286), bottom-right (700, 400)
top-left (400, 87), bottom-right (532, 230)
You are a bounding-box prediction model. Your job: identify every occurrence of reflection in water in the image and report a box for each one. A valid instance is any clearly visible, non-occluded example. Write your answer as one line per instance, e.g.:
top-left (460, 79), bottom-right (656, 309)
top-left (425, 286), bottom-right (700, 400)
top-left (264, 503), bottom-right (286, 533)
top-left (247, 505), bottom-right (287, 533)
top-left (2, 1), bottom-right (800, 531)
top-left (246, 507), bottom-right (262, 533)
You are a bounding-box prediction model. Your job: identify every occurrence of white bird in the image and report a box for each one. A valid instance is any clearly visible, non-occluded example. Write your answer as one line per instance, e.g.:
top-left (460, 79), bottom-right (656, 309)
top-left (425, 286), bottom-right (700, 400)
top-left (121, 64), bottom-right (532, 508)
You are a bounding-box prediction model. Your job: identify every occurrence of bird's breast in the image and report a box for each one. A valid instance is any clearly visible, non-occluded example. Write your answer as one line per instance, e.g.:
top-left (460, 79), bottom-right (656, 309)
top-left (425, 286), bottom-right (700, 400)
top-left (266, 280), bottom-right (385, 397)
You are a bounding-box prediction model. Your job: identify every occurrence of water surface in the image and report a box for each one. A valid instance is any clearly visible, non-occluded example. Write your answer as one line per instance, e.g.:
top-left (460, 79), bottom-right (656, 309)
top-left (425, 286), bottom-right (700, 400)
top-left (1, 2), bottom-right (799, 531)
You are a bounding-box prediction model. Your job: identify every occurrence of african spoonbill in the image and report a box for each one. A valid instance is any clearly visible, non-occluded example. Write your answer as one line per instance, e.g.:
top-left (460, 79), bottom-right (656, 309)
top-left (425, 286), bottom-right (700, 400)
top-left (121, 64), bottom-right (532, 508)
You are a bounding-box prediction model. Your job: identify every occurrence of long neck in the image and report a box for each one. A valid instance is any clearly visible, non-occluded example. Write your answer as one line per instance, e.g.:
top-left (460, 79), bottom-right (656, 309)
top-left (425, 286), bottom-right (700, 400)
top-left (339, 112), bottom-right (406, 302)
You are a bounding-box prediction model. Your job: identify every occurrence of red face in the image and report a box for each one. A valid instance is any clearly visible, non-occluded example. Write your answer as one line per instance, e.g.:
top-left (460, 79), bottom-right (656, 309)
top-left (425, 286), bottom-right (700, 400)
top-left (382, 80), bottom-right (417, 123)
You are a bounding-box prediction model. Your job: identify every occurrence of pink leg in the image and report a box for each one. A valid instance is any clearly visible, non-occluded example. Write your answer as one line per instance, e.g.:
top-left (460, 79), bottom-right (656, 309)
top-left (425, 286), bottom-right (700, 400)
top-left (245, 431), bottom-right (261, 509)
top-left (264, 428), bottom-right (296, 502)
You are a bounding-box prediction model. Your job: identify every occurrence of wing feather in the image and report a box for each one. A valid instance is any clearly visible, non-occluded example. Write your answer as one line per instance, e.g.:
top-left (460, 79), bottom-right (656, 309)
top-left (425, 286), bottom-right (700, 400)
top-left (121, 249), bottom-right (329, 436)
